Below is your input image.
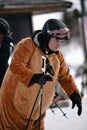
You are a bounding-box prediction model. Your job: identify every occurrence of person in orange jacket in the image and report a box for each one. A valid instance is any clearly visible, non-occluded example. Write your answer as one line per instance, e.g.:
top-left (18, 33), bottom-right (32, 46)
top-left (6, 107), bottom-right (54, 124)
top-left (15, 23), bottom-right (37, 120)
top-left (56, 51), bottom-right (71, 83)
top-left (0, 19), bottom-right (82, 130)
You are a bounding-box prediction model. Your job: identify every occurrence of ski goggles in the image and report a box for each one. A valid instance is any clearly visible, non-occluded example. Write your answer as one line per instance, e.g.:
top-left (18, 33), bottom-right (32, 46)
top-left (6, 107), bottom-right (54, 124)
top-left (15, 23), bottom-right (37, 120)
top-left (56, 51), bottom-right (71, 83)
top-left (47, 28), bottom-right (70, 40)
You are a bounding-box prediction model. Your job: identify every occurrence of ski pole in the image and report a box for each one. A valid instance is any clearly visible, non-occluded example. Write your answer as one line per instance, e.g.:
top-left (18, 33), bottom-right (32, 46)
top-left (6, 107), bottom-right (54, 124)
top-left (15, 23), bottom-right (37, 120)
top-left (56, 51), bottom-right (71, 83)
top-left (53, 100), bottom-right (68, 119)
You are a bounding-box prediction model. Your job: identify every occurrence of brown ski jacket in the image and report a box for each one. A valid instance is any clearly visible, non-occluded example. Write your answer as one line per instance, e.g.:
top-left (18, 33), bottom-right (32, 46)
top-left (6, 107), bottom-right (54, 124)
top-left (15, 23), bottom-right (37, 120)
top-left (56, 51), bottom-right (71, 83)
top-left (0, 37), bottom-right (79, 129)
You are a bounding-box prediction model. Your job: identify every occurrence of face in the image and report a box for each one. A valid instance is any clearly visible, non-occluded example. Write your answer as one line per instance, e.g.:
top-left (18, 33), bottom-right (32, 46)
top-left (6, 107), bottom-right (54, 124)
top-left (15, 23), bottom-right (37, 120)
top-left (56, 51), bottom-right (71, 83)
top-left (48, 37), bottom-right (63, 51)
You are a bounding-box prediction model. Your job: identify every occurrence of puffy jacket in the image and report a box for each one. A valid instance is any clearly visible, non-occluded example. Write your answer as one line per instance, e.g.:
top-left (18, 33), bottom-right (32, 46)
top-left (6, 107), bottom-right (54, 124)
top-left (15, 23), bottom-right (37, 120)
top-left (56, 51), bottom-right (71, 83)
top-left (0, 37), bottom-right (79, 129)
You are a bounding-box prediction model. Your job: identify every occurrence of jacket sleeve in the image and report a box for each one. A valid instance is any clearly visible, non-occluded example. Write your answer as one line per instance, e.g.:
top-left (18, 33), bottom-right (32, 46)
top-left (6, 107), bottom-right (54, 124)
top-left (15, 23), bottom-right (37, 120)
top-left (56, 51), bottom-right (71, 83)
top-left (10, 38), bottom-right (34, 86)
top-left (58, 51), bottom-right (80, 96)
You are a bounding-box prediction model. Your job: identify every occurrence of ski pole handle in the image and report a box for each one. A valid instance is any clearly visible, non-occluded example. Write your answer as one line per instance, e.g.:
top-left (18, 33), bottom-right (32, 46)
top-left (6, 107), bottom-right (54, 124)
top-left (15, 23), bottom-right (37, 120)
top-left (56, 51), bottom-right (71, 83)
top-left (41, 56), bottom-right (47, 74)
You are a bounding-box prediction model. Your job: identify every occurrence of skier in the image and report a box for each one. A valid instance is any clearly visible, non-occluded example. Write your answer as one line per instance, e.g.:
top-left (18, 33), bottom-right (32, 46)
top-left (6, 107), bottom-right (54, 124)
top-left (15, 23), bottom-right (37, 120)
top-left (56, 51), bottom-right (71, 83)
top-left (0, 19), bottom-right (82, 130)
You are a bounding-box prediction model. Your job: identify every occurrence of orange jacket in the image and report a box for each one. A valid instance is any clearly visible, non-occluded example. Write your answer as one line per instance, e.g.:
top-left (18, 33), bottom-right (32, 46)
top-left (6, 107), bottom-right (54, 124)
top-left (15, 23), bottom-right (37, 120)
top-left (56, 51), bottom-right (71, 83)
top-left (0, 37), bottom-right (79, 129)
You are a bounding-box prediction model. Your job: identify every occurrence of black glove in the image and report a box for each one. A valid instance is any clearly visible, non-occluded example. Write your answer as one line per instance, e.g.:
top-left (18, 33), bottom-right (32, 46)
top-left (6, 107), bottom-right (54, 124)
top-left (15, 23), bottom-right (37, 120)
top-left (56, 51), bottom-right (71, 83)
top-left (29, 73), bottom-right (53, 85)
top-left (70, 91), bottom-right (82, 116)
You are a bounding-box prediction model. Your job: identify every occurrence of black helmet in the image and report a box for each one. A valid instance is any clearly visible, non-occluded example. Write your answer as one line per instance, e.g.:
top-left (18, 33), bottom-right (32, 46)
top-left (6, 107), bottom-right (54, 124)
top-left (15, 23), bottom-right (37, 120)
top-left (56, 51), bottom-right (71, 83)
top-left (42, 19), bottom-right (70, 40)
top-left (32, 19), bottom-right (70, 54)
top-left (0, 18), bottom-right (10, 35)
top-left (42, 19), bottom-right (66, 33)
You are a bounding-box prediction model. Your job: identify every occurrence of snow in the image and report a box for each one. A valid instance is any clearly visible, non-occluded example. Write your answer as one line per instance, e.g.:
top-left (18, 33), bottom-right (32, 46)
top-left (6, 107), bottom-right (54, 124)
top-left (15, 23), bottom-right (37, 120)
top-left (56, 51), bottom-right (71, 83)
top-left (45, 98), bottom-right (87, 130)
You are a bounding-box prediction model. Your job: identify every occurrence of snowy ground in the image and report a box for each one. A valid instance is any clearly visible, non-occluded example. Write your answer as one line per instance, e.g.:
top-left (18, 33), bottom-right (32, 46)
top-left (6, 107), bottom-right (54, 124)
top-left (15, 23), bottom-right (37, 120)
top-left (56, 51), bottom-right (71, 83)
top-left (45, 98), bottom-right (87, 130)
